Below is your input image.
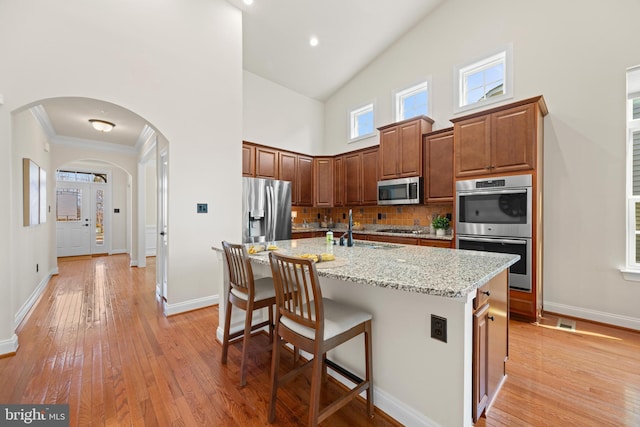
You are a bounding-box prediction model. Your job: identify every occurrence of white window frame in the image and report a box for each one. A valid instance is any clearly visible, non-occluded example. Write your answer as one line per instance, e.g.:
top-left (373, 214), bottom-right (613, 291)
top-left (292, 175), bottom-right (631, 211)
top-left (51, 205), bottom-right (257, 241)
top-left (453, 45), bottom-right (513, 114)
top-left (349, 102), bottom-right (375, 142)
top-left (394, 79), bottom-right (430, 122)
top-left (623, 67), bottom-right (640, 280)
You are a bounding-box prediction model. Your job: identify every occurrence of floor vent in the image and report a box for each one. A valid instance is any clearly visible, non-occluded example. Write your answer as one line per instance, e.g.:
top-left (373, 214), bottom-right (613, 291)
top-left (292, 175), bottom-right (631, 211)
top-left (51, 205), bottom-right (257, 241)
top-left (556, 318), bottom-right (576, 331)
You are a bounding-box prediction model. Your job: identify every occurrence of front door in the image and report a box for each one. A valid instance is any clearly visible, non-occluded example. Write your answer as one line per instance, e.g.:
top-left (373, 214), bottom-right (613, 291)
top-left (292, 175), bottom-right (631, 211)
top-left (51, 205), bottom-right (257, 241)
top-left (56, 180), bottom-right (109, 257)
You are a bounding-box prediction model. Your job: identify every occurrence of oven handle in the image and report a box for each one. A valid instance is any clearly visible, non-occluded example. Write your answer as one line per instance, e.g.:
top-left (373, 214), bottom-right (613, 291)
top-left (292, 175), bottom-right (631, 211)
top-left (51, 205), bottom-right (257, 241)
top-left (458, 236), bottom-right (527, 245)
top-left (457, 189), bottom-right (527, 196)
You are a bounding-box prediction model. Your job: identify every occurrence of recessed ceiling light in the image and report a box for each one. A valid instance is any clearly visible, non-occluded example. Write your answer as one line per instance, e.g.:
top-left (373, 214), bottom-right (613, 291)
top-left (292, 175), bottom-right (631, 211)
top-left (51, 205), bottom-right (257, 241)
top-left (243, 0), bottom-right (253, 5)
top-left (309, 36), bottom-right (319, 47)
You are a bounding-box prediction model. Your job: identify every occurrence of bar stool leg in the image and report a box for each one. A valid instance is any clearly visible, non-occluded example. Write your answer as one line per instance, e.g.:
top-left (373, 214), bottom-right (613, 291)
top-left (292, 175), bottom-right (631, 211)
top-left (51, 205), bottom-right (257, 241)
top-left (268, 335), bottom-right (282, 423)
top-left (240, 306), bottom-right (254, 387)
top-left (221, 296), bottom-right (233, 364)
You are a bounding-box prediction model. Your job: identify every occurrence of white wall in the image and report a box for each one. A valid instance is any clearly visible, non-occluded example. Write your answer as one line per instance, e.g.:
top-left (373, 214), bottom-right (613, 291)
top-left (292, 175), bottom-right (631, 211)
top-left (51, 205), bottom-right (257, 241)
top-left (11, 110), bottom-right (54, 331)
top-left (324, 0), bottom-right (640, 328)
top-left (0, 0), bottom-right (242, 349)
top-left (243, 70), bottom-right (324, 154)
top-left (111, 166), bottom-right (129, 253)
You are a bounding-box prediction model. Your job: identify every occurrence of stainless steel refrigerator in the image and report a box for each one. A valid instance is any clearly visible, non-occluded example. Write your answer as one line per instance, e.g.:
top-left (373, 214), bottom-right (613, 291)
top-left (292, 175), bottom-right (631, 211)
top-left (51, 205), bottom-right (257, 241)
top-left (242, 177), bottom-right (292, 244)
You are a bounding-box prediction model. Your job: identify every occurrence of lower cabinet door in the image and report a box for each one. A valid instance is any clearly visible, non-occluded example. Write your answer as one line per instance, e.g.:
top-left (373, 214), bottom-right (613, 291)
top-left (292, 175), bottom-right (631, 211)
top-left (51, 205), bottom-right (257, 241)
top-left (473, 303), bottom-right (490, 422)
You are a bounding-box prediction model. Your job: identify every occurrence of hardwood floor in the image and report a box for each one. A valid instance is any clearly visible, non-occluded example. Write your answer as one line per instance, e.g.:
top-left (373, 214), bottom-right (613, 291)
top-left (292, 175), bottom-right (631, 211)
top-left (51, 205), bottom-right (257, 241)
top-left (1, 254), bottom-right (639, 426)
top-left (0, 255), bottom-right (397, 426)
top-left (478, 314), bottom-right (640, 427)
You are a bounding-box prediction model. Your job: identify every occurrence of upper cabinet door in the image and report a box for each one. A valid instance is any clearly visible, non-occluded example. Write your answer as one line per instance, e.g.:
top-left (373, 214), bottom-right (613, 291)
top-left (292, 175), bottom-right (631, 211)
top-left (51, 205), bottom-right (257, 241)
top-left (491, 103), bottom-right (536, 173)
top-left (454, 115), bottom-right (492, 177)
top-left (255, 146), bottom-right (279, 179)
top-left (297, 155), bottom-right (314, 206)
top-left (242, 143), bottom-right (256, 177)
top-left (314, 157), bottom-right (334, 207)
top-left (378, 116), bottom-right (432, 180)
top-left (361, 148), bottom-right (379, 205)
top-left (279, 152), bottom-right (298, 203)
top-left (379, 126), bottom-right (399, 179)
top-left (424, 129), bottom-right (454, 203)
top-left (398, 120), bottom-right (423, 177)
top-left (334, 156), bottom-right (345, 207)
top-left (344, 152), bottom-right (362, 205)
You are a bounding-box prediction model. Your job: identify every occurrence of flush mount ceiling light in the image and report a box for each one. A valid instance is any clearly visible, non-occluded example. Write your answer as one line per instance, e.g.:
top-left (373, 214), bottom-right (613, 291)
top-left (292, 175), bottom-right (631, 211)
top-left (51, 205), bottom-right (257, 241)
top-left (243, 0), bottom-right (254, 5)
top-left (89, 119), bottom-right (115, 132)
top-left (309, 36), bottom-right (319, 47)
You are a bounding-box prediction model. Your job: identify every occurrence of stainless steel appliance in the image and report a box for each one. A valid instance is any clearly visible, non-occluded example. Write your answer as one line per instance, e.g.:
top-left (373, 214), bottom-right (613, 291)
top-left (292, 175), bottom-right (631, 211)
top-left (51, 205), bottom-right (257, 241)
top-left (456, 175), bottom-right (532, 292)
top-left (377, 176), bottom-right (422, 205)
top-left (457, 236), bottom-right (532, 291)
top-left (456, 174), bottom-right (531, 238)
top-left (242, 177), bottom-right (291, 244)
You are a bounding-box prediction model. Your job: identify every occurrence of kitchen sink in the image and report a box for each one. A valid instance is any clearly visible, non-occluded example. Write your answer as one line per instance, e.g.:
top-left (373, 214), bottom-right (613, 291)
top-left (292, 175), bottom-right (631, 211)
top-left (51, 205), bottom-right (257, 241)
top-left (376, 228), bottom-right (421, 234)
top-left (352, 240), bottom-right (402, 250)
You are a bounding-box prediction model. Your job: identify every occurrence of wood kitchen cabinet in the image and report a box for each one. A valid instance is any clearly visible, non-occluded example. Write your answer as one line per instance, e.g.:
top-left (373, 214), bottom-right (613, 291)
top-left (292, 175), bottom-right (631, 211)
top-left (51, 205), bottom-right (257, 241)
top-left (344, 147), bottom-right (379, 206)
top-left (378, 116), bottom-right (433, 180)
top-left (297, 155), bottom-right (313, 206)
top-left (418, 238), bottom-right (453, 248)
top-left (278, 151), bottom-right (313, 206)
top-left (334, 156), bottom-right (345, 207)
top-left (242, 143), bottom-right (256, 176)
top-left (255, 145), bottom-right (279, 179)
top-left (423, 128), bottom-right (454, 203)
top-left (452, 96), bottom-right (547, 178)
top-left (453, 96), bottom-right (547, 322)
top-left (361, 148), bottom-right (379, 204)
top-left (472, 270), bottom-right (508, 423)
top-left (314, 157), bottom-right (334, 207)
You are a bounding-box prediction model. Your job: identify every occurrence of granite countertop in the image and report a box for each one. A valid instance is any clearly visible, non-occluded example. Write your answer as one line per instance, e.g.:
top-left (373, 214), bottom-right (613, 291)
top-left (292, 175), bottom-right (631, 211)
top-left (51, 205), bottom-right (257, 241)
top-left (292, 226), bottom-right (454, 241)
top-left (246, 237), bottom-right (518, 299)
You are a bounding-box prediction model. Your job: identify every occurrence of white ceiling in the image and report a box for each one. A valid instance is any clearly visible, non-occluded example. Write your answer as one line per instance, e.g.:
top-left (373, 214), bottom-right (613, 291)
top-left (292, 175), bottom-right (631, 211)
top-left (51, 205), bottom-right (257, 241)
top-left (36, 0), bottom-right (444, 148)
top-left (233, 0), bottom-right (445, 101)
top-left (37, 97), bottom-right (149, 149)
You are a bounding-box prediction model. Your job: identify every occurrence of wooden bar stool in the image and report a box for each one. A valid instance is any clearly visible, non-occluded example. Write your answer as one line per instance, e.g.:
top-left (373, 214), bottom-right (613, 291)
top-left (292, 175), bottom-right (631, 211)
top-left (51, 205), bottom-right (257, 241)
top-left (221, 241), bottom-right (276, 387)
top-left (267, 251), bottom-right (373, 426)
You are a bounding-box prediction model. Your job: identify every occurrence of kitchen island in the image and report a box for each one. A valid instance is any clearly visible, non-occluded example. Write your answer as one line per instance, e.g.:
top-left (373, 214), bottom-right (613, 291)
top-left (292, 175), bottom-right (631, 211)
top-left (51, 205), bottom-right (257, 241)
top-left (222, 238), bottom-right (518, 426)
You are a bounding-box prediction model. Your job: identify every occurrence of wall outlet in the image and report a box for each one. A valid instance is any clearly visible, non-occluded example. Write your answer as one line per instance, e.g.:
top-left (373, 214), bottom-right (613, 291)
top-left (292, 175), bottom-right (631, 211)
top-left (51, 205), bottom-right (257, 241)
top-left (197, 203), bottom-right (208, 213)
top-left (431, 314), bottom-right (447, 343)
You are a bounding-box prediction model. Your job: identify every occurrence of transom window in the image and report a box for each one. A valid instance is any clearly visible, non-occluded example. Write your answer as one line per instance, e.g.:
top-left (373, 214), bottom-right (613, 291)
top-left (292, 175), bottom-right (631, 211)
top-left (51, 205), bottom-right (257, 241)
top-left (395, 81), bottom-right (428, 121)
top-left (455, 47), bottom-right (513, 112)
top-left (349, 103), bottom-right (375, 141)
top-left (56, 170), bottom-right (107, 183)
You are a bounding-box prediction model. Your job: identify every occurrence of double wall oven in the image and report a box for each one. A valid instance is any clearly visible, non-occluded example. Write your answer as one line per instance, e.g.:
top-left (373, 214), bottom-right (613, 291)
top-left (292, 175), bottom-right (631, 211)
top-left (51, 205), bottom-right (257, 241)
top-left (456, 175), bottom-right (532, 292)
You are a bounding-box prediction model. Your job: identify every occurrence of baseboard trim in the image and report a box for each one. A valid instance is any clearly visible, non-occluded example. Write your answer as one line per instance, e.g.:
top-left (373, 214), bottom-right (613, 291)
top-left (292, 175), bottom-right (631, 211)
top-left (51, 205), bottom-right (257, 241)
top-left (544, 302), bottom-right (640, 331)
top-left (164, 295), bottom-right (218, 317)
top-left (327, 364), bottom-right (439, 427)
top-left (110, 249), bottom-right (127, 255)
top-left (14, 271), bottom-right (52, 329)
top-left (0, 334), bottom-right (19, 356)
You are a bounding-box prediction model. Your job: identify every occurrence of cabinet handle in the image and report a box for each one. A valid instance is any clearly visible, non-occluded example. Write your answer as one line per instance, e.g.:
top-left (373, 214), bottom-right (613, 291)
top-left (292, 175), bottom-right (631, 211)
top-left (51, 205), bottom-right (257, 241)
top-left (488, 316), bottom-right (495, 321)
top-left (482, 291), bottom-right (490, 296)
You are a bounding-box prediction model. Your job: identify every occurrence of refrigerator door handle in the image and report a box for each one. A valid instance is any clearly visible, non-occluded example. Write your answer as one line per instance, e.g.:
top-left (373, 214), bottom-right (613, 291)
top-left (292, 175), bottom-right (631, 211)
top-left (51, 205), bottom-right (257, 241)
top-left (267, 185), bottom-right (274, 242)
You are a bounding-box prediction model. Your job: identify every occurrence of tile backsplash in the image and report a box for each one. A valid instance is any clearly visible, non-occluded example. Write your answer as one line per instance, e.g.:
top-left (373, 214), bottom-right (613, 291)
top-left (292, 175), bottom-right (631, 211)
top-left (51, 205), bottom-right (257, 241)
top-left (292, 204), bottom-right (453, 228)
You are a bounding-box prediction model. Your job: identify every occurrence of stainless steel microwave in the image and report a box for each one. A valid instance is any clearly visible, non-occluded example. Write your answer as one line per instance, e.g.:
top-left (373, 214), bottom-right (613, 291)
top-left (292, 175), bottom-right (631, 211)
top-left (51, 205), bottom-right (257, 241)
top-left (377, 176), bottom-right (422, 205)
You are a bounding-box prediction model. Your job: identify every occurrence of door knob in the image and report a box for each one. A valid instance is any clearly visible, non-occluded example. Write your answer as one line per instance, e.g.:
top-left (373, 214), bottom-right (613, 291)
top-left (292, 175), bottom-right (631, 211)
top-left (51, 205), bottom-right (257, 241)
top-left (160, 231), bottom-right (166, 236)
